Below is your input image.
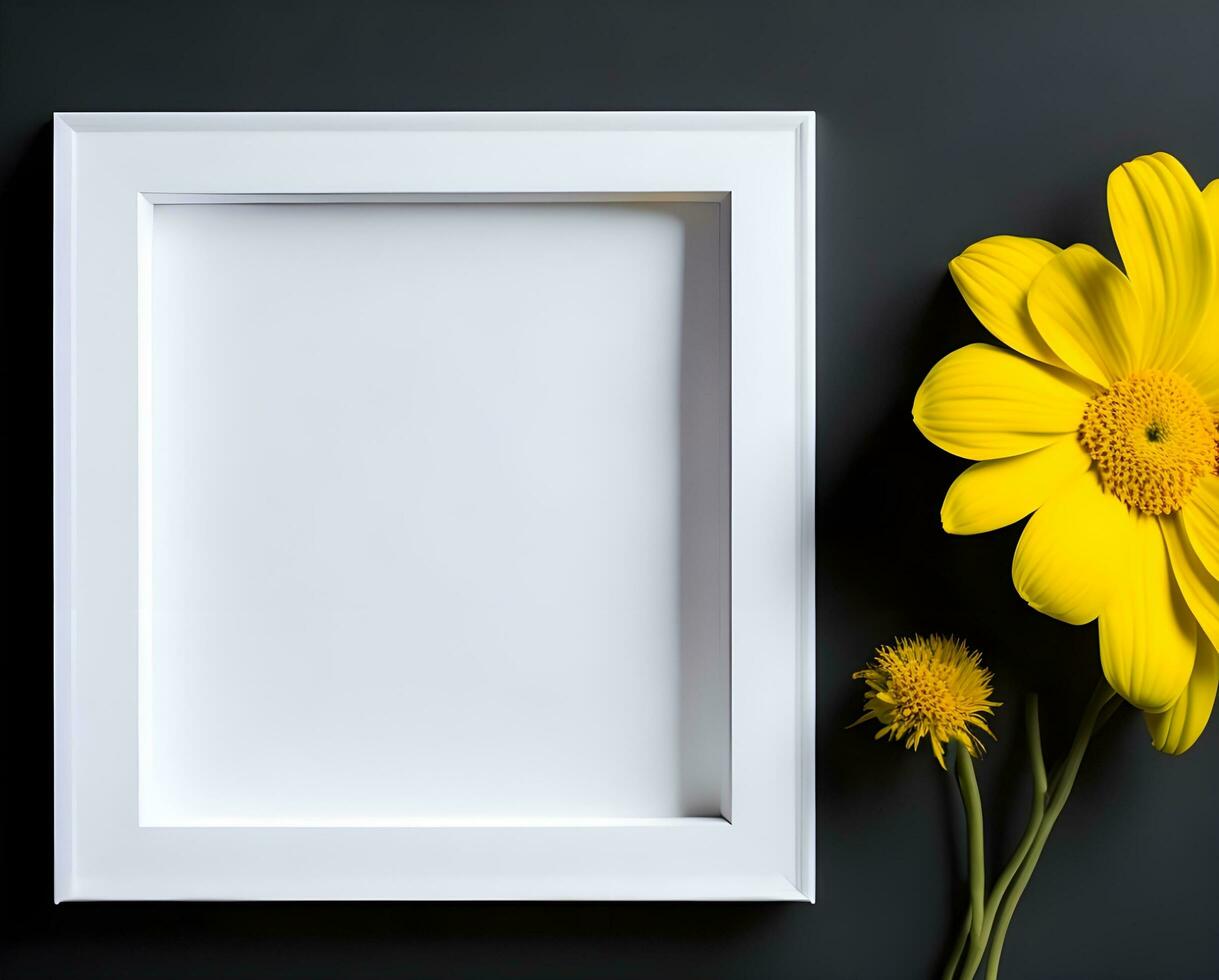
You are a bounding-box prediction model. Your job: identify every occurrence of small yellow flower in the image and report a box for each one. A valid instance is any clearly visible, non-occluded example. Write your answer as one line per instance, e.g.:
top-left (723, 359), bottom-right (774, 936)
top-left (851, 635), bottom-right (1000, 769)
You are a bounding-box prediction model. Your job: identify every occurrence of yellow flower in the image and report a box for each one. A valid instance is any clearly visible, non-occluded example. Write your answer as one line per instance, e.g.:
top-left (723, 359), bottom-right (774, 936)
top-left (913, 152), bottom-right (1219, 754)
top-left (851, 634), bottom-right (999, 769)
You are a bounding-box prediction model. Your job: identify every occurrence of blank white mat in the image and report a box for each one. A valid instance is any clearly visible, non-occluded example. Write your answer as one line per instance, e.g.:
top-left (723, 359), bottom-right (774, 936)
top-left (140, 200), bottom-right (731, 826)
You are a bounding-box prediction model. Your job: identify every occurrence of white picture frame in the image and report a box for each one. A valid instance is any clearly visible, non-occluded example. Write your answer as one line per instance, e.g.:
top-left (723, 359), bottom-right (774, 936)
top-left (53, 111), bottom-right (815, 902)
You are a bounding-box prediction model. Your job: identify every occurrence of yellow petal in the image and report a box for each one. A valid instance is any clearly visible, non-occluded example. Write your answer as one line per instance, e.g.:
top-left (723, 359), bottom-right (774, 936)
top-left (1146, 632), bottom-right (1218, 755)
top-left (941, 434), bottom-right (1092, 535)
top-left (1205, 178), bottom-right (1219, 239)
top-left (1184, 329), bottom-right (1219, 410)
top-left (1201, 180), bottom-right (1219, 278)
top-left (913, 343), bottom-right (1096, 461)
top-left (1026, 244), bottom-right (1143, 385)
top-left (1162, 512), bottom-right (1219, 651)
top-left (1184, 334), bottom-right (1219, 410)
top-left (1181, 180), bottom-right (1219, 406)
top-left (1012, 469), bottom-right (1132, 625)
top-left (1180, 475), bottom-right (1219, 583)
top-left (1099, 512), bottom-right (1196, 712)
top-left (948, 236), bottom-right (1067, 367)
top-left (1107, 152), bottom-right (1214, 370)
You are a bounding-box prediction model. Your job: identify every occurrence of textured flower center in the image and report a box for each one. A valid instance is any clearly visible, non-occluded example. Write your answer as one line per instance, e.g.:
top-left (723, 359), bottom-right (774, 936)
top-left (886, 659), bottom-right (960, 727)
top-left (1079, 370), bottom-right (1217, 515)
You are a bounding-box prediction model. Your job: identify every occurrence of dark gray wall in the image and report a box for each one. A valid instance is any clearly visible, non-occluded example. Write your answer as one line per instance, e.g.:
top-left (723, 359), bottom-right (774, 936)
top-left (3, 1), bottom-right (1217, 977)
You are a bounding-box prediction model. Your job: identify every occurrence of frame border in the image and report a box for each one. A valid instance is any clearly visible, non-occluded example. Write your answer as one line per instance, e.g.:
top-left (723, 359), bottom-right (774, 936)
top-left (53, 111), bottom-right (815, 902)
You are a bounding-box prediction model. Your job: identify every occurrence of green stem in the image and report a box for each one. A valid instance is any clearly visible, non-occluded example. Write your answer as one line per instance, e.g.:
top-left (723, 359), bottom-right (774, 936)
top-left (1094, 694), bottom-right (1124, 734)
top-left (1044, 696), bottom-right (1123, 798)
top-left (984, 681), bottom-right (1115, 980)
top-left (941, 906), bottom-right (972, 980)
top-left (955, 748), bottom-right (986, 947)
top-left (956, 696), bottom-right (1048, 979)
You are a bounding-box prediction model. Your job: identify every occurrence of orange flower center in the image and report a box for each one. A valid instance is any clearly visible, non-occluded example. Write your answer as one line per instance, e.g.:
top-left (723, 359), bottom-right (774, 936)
top-left (1079, 370), bottom-right (1217, 515)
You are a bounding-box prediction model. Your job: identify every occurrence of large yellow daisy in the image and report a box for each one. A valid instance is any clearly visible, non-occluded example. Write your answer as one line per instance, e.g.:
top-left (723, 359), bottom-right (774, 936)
top-left (913, 152), bottom-right (1219, 755)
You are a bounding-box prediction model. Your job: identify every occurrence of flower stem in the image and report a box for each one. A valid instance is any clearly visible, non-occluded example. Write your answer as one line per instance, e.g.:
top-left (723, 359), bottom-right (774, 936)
top-left (956, 696), bottom-right (1047, 979)
top-left (984, 681), bottom-right (1115, 980)
top-left (941, 906), bottom-right (972, 980)
top-left (954, 747), bottom-right (986, 947)
top-left (1043, 694), bottom-right (1123, 799)
top-left (1094, 694), bottom-right (1124, 735)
